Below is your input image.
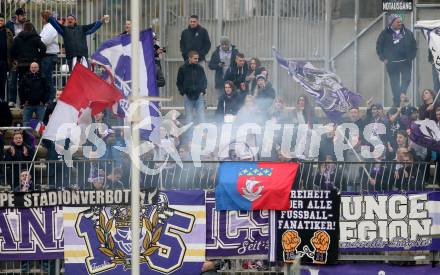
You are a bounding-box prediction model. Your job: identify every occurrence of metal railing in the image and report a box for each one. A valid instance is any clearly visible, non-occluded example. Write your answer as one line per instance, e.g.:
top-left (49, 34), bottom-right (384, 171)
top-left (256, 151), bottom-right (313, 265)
top-left (0, 159), bottom-right (114, 192)
top-left (0, 160), bottom-right (436, 192)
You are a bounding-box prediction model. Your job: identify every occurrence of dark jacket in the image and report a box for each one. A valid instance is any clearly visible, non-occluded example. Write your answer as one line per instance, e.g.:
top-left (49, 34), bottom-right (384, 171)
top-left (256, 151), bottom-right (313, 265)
top-left (48, 16), bottom-right (102, 59)
top-left (0, 26), bottom-right (14, 69)
top-left (156, 63), bottom-right (165, 87)
top-left (19, 72), bottom-right (50, 105)
top-left (376, 25), bottom-right (417, 62)
top-left (176, 62), bottom-right (207, 100)
top-left (224, 63), bottom-right (248, 89)
top-left (255, 85), bottom-right (276, 111)
top-left (215, 91), bottom-right (241, 119)
top-left (180, 25), bottom-right (211, 61)
top-left (5, 144), bottom-right (33, 162)
top-left (208, 45), bottom-right (239, 89)
top-left (10, 31), bottom-right (46, 68)
top-left (5, 16), bottom-right (25, 37)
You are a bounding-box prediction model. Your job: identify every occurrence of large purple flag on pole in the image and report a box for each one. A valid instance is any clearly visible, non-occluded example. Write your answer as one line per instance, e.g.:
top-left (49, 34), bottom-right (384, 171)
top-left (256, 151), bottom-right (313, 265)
top-left (273, 48), bottom-right (362, 122)
top-left (92, 29), bottom-right (159, 141)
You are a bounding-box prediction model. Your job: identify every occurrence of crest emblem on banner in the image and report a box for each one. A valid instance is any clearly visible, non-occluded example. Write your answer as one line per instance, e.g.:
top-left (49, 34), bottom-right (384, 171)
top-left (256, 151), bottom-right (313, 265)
top-left (74, 192), bottom-right (195, 274)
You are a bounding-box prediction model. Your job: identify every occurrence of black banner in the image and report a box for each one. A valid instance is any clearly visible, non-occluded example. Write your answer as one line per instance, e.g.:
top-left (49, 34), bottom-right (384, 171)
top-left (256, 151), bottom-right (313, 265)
top-left (382, 0), bottom-right (413, 11)
top-left (270, 190), bottom-right (340, 264)
top-left (0, 189), bottom-right (158, 208)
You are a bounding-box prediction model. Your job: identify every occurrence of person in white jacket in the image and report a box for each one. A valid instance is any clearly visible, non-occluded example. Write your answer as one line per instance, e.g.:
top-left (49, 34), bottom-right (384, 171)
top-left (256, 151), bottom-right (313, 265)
top-left (40, 10), bottom-right (59, 102)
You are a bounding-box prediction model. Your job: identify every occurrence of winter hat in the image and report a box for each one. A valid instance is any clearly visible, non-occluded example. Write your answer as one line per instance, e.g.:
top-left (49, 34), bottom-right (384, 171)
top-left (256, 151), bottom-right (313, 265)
top-left (67, 13), bottom-right (76, 19)
top-left (388, 14), bottom-right (400, 26)
top-left (0, 13), bottom-right (4, 20)
top-left (256, 74), bottom-right (266, 81)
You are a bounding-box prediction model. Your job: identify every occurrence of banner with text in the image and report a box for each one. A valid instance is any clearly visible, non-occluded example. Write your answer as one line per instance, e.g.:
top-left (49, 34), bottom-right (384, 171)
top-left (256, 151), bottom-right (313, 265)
top-left (382, 0), bottom-right (413, 12)
top-left (0, 189), bottom-right (158, 208)
top-left (270, 190), bottom-right (340, 264)
top-left (206, 192), bottom-right (269, 258)
top-left (340, 192), bottom-right (440, 251)
top-left (0, 207), bottom-right (64, 260)
top-left (64, 190), bottom-right (206, 275)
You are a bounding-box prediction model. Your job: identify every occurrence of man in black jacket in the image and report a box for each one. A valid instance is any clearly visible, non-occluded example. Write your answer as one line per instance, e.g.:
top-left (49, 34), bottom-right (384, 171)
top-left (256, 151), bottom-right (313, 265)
top-left (176, 51), bottom-right (207, 123)
top-left (376, 14), bottom-right (416, 107)
top-left (0, 14), bottom-right (13, 102)
top-left (180, 15), bottom-right (211, 62)
top-left (48, 13), bottom-right (108, 71)
top-left (208, 36), bottom-right (239, 97)
top-left (19, 62), bottom-right (50, 126)
top-left (224, 53), bottom-right (248, 92)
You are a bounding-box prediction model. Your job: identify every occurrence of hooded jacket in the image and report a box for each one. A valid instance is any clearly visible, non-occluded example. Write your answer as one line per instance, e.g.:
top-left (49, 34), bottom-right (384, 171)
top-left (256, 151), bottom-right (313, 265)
top-left (224, 62), bottom-right (249, 89)
top-left (208, 45), bottom-right (239, 89)
top-left (48, 16), bottom-right (102, 59)
top-left (10, 31), bottom-right (46, 68)
top-left (180, 25), bottom-right (211, 61)
top-left (376, 25), bottom-right (417, 63)
top-left (176, 61), bottom-right (207, 100)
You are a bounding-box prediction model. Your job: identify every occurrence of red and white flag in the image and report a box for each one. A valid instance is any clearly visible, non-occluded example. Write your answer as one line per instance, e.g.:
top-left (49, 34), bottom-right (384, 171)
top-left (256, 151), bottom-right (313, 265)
top-left (43, 64), bottom-right (123, 141)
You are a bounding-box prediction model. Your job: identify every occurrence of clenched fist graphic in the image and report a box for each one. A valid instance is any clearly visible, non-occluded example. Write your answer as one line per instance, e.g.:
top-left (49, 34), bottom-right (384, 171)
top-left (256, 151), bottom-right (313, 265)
top-left (311, 230), bottom-right (330, 264)
top-left (282, 230), bottom-right (301, 263)
top-left (282, 230), bottom-right (301, 252)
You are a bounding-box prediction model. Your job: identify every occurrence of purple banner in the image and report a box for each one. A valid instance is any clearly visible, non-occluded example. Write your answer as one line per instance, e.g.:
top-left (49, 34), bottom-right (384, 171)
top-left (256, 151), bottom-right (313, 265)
top-left (0, 207), bottom-right (64, 260)
top-left (340, 192), bottom-right (440, 251)
top-left (300, 263), bottom-right (439, 275)
top-left (64, 190), bottom-right (205, 275)
top-left (206, 192), bottom-right (269, 258)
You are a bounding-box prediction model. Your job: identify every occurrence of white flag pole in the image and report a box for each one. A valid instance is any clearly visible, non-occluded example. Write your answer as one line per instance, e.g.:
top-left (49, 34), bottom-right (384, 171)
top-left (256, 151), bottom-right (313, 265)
top-left (130, 0), bottom-right (141, 274)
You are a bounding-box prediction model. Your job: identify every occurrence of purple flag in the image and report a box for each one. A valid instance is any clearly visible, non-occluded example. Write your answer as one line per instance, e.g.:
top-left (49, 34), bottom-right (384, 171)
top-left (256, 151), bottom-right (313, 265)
top-left (206, 192), bottom-right (269, 258)
top-left (273, 48), bottom-right (362, 122)
top-left (92, 29), bottom-right (159, 141)
top-left (409, 120), bottom-right (440, 152)
top-left (64, 191), bottom-right (205, 275)
top-left (0, 207), bottom-right (63, 260)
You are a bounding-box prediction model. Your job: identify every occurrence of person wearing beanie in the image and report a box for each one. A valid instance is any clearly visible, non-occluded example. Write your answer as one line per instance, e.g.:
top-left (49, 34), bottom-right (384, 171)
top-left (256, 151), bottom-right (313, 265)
top-left (254, 74), bottom-right (276, 113)
top-left (208, 36), bottom-right (239, 97)
top-left (0, 13), bottom-right (13, 102)
top-left (376, 14), bottom-right (416, 107)
top-left (47, 11), bottom-right (109, 71)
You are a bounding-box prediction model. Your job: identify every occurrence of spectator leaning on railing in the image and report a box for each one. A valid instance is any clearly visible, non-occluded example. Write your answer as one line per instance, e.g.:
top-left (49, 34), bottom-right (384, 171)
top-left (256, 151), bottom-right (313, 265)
top-left (14, 169), bottom-right (33, 192)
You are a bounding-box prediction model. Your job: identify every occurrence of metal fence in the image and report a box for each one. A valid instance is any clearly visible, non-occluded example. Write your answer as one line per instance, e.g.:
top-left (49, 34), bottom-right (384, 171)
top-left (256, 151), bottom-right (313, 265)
top-left (0, 159), bottom-right (436, 192)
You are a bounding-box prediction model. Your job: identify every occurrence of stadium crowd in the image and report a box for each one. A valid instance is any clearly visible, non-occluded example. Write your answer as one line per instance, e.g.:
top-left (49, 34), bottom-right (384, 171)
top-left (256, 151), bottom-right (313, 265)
top-left (0, 10), bottom-right (438, 198)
